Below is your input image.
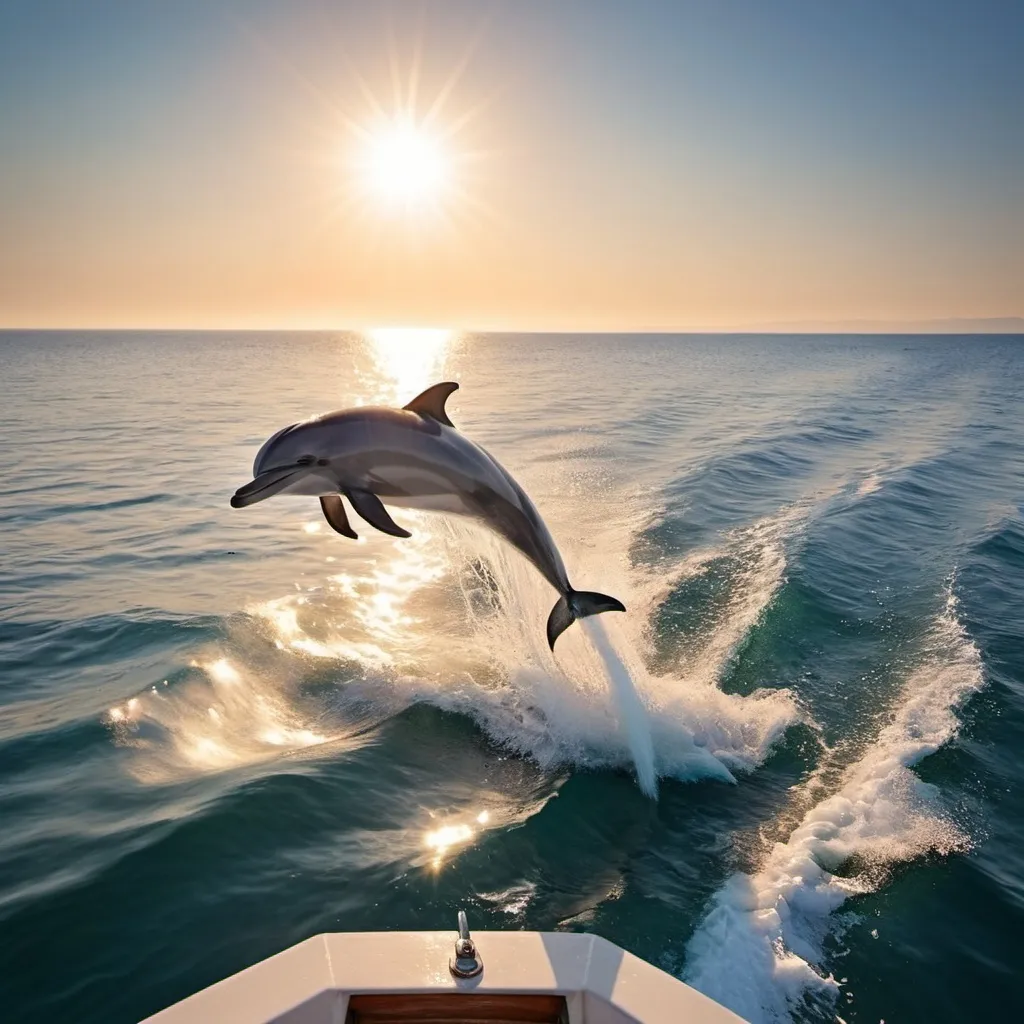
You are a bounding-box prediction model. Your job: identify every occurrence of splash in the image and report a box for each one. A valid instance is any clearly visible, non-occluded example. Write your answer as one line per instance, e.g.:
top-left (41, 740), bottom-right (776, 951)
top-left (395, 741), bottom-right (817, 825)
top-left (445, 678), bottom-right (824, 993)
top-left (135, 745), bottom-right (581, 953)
top-left (106, 492), bottom-right (807, 793)
top-left (683, 582), bottom-right (985, 1023)
top-left (421, 518), bottom-right (798, 787)
top-left (582, 617), bottom-right (657, 798)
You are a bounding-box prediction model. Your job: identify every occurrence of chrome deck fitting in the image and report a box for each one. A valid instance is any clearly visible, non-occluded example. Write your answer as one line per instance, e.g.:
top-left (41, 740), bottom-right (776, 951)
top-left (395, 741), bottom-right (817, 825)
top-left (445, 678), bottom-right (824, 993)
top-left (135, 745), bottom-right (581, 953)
top-left (449, 910), bottom-right (483, 978)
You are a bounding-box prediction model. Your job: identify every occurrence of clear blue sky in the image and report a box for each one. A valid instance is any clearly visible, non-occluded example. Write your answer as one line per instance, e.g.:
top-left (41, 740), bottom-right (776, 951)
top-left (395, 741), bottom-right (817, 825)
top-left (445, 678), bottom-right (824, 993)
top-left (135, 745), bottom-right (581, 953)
top-left (1, 0), bottom-right (1020, 328)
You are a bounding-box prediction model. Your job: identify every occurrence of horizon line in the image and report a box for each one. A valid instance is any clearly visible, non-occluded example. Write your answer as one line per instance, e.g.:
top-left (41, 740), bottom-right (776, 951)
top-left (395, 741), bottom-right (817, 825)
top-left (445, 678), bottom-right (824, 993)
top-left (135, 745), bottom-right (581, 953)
top-left (1, 316), bottom-right (1023, 337)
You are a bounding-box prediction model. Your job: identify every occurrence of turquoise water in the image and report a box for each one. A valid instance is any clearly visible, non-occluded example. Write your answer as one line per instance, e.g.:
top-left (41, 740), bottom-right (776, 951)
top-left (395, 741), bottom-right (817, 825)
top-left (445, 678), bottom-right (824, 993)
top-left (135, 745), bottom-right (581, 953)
top-left (1, 331), bottom-right (1023, 1023)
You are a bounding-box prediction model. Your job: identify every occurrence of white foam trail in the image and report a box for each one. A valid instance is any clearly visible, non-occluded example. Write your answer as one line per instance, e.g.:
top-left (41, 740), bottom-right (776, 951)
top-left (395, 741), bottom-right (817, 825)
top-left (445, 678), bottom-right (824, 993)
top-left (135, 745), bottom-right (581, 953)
top-left (684, 584), bottom-right (984, 1023)
top-left (582, 617), bottom-right (658, 798)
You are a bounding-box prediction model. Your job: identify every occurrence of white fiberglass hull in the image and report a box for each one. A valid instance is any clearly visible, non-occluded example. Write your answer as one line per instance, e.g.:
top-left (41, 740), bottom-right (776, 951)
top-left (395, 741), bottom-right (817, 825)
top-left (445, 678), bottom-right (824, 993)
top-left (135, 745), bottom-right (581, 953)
top-left (144, 929), bottom-right (744, 1024)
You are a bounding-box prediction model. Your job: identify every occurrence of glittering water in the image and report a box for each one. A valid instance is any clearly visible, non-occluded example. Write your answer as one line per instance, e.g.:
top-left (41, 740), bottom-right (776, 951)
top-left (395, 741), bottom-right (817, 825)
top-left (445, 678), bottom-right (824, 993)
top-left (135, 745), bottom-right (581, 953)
top-left (1, 331), bottom-right (1023, 1023)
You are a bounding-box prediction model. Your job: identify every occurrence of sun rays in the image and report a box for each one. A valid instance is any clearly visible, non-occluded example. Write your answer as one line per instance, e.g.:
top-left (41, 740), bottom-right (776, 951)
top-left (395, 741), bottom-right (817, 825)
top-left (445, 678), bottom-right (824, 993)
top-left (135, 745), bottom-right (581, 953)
top-left (326, 28), bottom-right (493, 238)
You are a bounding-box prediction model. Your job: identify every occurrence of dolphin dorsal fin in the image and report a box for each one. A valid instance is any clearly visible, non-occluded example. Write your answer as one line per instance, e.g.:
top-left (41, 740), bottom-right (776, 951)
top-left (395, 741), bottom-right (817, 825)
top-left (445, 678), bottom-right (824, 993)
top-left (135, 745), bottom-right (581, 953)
top-left (403, 381), bottom-right (459, 428)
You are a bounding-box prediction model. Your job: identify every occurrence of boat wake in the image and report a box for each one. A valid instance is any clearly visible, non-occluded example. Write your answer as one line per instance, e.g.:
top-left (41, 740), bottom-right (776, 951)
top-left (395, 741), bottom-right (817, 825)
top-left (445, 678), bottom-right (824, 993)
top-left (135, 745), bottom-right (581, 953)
top-left (641, 498), bottom-right (811, 684)
top-left (683, 581), bottom-right (985, 1023)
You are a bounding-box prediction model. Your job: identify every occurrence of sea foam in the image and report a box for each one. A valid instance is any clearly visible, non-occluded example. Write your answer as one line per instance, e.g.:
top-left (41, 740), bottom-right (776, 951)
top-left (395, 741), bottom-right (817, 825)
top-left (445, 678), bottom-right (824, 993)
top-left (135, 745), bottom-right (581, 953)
top-left (683, 583), bottom-right (984, 1023)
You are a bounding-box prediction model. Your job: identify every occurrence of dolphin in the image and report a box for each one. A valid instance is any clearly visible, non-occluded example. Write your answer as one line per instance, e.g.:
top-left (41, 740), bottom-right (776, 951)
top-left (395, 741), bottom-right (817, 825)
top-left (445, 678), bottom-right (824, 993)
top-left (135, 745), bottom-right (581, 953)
top-left (230, 382), bottom-right (624, 649)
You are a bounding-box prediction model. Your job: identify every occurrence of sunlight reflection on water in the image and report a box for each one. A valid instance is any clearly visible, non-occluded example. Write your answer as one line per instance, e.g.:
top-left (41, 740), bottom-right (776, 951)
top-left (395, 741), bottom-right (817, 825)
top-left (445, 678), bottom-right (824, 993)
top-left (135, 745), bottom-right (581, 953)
top-left (108, 328), bottom-right (458, 778)
top-left (365, 327), bottom-right (452, 404)
top-left (242, 329), bottom-right (457, 671)
top-left (424, 809), bottom-right (495, 871)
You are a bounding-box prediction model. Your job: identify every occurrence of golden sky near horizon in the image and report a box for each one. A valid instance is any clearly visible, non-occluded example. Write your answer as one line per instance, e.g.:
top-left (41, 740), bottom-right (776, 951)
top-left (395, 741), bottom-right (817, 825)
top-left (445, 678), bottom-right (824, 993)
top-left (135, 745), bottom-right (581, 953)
top-left (0, 2), bottom-right (1021, 331)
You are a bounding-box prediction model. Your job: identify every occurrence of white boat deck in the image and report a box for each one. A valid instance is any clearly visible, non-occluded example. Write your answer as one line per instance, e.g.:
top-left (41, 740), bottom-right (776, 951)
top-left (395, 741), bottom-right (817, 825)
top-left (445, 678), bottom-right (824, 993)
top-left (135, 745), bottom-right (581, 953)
top-left (144, 928), bottom-right (743, 1023)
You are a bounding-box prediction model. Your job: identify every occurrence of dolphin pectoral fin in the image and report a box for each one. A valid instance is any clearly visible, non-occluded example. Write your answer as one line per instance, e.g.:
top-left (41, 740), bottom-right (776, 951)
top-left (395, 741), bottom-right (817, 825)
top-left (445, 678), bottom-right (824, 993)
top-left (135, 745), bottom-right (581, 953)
top-left (546, 588), bottom-right (626, 650)
top-left (403, 381), bottom-right (459, 428)
top-left (345, 490), bottom-right (412, 538)
top-left (319, 495), bottom-right (358, 539)
top-left (231, 467), bottom-right (303, 508)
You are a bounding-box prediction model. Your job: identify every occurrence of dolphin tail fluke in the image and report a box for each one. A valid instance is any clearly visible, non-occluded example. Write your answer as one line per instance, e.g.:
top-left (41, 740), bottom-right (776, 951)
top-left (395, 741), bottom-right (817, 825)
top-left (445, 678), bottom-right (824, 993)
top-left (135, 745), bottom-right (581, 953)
top-left (546, 588), bottom-right (626, 650)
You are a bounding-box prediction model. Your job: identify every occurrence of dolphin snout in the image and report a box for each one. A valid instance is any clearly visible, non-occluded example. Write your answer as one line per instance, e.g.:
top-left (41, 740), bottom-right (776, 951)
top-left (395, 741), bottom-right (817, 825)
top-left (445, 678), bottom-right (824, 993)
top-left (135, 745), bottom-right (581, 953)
top-left (230, 466), bottom-right (305, 508)
top-left (231, 482), bottom-right (274, 508)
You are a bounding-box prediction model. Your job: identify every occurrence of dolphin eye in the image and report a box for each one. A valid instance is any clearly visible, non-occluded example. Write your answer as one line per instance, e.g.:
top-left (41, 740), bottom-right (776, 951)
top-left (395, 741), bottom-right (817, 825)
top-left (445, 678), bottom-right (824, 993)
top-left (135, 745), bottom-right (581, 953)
top-left (296, 454), bottom-right (315, 466)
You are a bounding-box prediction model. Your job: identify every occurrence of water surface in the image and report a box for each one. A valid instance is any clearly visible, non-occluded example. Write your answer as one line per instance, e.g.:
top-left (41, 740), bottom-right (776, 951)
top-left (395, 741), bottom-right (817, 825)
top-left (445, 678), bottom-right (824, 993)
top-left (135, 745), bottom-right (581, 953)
top-left (1, 331), bottom-right (1022, 1023)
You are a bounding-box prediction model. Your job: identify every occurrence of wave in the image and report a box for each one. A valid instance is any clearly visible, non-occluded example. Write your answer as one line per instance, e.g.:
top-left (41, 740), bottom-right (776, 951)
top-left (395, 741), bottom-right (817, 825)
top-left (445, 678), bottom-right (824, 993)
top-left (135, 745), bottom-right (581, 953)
top-left (106, 502), bottom-right (804, 790)
top-left (640, 493), bottom-right (833, 691)
top-left (104, 651), bottom-right (366, 783)
top-left (683, 580), bottom-right (985, 1023)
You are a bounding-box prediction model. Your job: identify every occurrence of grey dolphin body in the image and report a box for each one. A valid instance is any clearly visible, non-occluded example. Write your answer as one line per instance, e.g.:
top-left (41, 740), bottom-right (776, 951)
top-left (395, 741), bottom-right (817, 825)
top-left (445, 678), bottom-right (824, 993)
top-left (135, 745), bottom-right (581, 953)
top-left (231, 382), bottom-right (624, 649)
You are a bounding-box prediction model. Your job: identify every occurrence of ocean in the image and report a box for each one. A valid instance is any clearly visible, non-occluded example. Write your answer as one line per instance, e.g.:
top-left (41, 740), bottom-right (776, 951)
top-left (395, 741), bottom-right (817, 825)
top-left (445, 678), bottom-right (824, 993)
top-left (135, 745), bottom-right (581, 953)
top-left (1, 330), bottom-right (1022, 1023)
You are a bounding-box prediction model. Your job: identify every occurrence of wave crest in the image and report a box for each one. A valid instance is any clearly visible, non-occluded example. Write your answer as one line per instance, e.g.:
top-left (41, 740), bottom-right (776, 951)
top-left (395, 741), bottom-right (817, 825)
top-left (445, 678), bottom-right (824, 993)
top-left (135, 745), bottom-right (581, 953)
top-left (684, 581), bottom-right (984, 1023)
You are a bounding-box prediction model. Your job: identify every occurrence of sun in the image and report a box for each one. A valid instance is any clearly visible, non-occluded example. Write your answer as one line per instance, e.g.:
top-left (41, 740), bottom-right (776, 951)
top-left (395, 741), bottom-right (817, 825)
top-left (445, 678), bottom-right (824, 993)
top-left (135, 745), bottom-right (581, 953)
top-left (328, 37), bottom-right (490, 231)
top-left (358, 117), bottom-right (450, 212)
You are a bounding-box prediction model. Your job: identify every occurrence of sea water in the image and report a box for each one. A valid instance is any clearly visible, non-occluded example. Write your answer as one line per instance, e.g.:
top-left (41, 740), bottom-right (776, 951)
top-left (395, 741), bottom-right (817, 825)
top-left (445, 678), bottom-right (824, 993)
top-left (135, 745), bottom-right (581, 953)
top-left (1, 331), bottom-right (1023, 1023)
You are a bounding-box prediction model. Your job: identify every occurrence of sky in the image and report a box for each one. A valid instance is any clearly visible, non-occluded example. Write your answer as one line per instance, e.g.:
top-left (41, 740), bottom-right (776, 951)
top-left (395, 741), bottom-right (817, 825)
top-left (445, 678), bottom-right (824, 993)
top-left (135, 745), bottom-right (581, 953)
top-left (0, 0), bottom-right (1021, 331)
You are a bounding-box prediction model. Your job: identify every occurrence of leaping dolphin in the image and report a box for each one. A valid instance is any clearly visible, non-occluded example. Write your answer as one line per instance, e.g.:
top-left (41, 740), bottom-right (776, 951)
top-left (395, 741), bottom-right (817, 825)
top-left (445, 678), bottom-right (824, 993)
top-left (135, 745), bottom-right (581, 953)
top-left (231, 382), bottom-right (624, 649)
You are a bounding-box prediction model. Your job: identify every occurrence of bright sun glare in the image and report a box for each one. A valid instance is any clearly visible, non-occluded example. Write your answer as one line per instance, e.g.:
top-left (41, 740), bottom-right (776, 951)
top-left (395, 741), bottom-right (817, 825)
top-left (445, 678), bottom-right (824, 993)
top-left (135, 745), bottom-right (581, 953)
top-left (336, 37), bottom-right (486, 229)
top-left (360, 118), bottom-right (449, 210)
